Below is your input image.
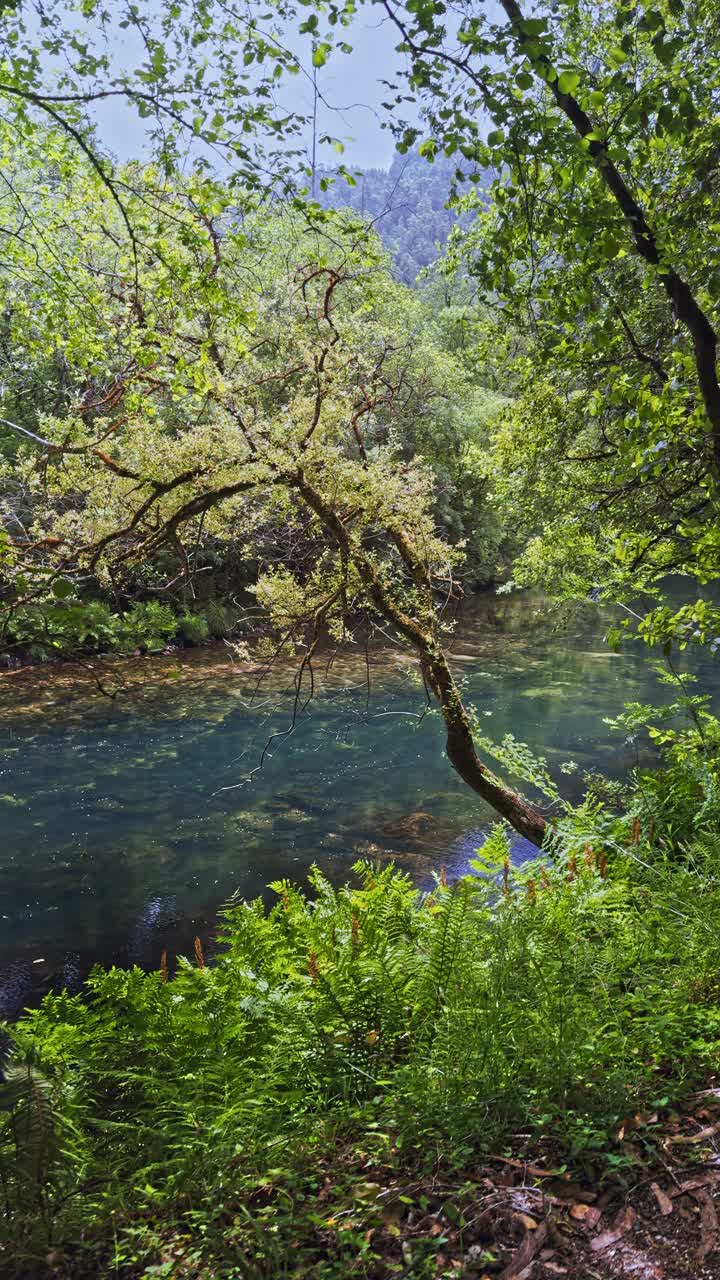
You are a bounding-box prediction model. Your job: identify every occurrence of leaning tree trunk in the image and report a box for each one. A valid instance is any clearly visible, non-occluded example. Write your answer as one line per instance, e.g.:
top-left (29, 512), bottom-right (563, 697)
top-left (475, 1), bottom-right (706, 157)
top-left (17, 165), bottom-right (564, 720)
top-left (296, 470), bottom-right (548, 847)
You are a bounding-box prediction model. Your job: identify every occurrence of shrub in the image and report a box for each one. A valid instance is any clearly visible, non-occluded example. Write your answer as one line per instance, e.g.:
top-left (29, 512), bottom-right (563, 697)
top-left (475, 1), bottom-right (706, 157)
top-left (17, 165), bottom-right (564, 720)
top-left (117, 600), bottom-right (177, 652)
top-left (178, 611), bottom-right (210, 646)
top-left (3, 599), bottom-right (121, 659)
top-left (200, 597), bottom-right (237, 638)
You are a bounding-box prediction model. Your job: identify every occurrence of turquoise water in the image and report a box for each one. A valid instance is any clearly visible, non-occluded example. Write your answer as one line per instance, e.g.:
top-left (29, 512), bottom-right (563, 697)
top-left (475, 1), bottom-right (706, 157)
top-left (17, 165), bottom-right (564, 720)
top-left (0, 592), bottom-right (717, 1013)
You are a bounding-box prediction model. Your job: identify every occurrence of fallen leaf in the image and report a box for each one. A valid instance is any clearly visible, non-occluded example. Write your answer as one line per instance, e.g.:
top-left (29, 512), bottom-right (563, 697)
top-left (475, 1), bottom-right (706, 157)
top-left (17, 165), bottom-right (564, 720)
top-left (591, 1205), bottom-right (637, 1252)
top-left (691, 1188), bottom-right (718, 1263)
top-left (672, 1170), bottom-right (720, 1196)
top-left (499, 1222), bottom-right (548, 1278)
top-left (514, 1212), bottom-right (538, 1230)
top-left (650, 1183), bottom-right (674, 1216)
top-left (570, 1203), bottom-right (601, 1227)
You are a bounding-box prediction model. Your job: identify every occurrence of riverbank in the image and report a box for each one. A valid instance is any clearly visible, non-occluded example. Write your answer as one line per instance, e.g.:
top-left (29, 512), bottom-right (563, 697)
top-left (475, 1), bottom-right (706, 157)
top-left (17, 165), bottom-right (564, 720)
top-left (5, 817), bottom-right (720, 1279)
top-left (2, 591), bottom-right (717, 1015)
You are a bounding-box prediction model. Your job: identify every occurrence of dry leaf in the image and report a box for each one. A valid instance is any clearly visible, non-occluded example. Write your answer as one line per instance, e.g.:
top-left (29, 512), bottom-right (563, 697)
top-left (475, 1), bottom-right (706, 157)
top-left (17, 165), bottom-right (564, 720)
top-left (571, 1202), bottom-right (601, 1226)
top-left (514, 1212), bottom-right (538, 1231)
top-left (591, 1205), bottom-right (636, 1252)
top-left (499, 1222), bottom-right (548, 1278)
top-left (691, 1188), bottom-right (719, 1263)
top-left (672, 1170), bottom-right (720, 1196)
top-left (650, 1183), bottom-right (674, 1216)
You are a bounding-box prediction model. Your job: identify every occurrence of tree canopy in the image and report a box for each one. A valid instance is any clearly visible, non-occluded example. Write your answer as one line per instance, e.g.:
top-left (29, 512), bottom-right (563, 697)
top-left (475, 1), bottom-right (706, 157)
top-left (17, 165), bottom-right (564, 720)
top-left (2, 0), bottom-right (720, 831)
top-left (369, 0), bottom-right (720, 647)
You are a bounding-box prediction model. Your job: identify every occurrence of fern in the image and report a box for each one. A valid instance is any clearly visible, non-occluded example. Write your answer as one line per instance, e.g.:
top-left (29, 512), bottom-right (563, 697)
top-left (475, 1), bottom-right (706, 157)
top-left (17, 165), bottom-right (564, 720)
top-left (0, 1060), bottom-right (57, 1184)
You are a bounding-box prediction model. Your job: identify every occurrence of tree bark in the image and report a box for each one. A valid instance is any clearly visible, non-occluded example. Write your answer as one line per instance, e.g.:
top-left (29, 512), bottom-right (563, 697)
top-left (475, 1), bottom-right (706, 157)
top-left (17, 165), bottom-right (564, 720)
top-left (295, 468), bottom-right (548, 847)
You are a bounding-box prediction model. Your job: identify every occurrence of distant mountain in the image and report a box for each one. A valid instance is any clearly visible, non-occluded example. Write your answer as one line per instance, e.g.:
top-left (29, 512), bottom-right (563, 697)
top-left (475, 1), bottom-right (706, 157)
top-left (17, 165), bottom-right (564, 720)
top-left (317, 149), bottom-right (486, 284)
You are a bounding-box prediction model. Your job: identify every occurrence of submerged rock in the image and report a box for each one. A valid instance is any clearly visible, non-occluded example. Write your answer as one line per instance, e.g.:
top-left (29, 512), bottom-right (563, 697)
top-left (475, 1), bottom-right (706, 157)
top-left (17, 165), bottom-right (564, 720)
top-left (379, 812), bottom-right (436, 839)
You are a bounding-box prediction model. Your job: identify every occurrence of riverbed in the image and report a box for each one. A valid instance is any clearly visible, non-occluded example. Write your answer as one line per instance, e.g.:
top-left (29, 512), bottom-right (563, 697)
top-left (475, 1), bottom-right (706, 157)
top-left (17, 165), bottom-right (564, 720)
top-left (1, 591), bottom-right (717, 1014)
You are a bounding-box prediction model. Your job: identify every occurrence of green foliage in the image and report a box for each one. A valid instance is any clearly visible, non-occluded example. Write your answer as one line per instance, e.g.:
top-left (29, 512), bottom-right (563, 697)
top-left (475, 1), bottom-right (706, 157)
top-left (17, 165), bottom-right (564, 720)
top-left (117, 602), bottom-right (182, 652)
top-left (606, 693), bottom-right (720, 846)
top-left (3, 598), bottom-right (120, 660)
top-left (0, 135), bottom-right (503, 647)
top-left (5, 751), bottom-right (720, 1275)
top-left (1, 10), bottom-right (720, 1267)
top-left (371, 0), bottom-right (720, 648)
top-left (199, 597), bottom-right (237, 639)
top-left (177, 610), bottom-right (210, 646)
top-left (1, 596), bottom-right (216, 659)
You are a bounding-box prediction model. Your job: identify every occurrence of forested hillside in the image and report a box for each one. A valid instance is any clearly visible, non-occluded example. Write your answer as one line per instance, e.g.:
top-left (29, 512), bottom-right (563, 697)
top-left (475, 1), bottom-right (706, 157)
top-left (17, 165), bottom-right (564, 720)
top-left (317, 148), bottom-right (477, 283)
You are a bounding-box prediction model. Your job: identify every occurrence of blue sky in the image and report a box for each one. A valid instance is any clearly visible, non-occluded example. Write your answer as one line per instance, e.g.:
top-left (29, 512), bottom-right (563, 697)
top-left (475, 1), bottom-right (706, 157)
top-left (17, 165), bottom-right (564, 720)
top-left (91, 11), bottom-right (411, 173)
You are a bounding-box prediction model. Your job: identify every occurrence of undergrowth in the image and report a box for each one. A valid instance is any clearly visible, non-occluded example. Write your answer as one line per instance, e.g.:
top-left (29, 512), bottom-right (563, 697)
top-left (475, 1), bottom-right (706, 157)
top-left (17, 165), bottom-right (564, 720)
top-left (3, 725), bottom-right (720, 1277)
top-left (2, 596), bottom-right (238, 662)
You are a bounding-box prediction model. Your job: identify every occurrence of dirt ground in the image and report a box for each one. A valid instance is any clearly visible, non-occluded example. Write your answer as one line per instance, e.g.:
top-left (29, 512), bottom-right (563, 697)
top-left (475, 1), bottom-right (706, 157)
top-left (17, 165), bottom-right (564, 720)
top-left (355, 1092), bottom-right (720, 1279)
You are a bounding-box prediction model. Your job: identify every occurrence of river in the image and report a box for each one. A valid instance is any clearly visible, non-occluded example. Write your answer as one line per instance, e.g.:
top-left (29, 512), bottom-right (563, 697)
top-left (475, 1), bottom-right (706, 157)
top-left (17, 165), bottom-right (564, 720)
top-left (1, 590), bottom-right (717, 1015)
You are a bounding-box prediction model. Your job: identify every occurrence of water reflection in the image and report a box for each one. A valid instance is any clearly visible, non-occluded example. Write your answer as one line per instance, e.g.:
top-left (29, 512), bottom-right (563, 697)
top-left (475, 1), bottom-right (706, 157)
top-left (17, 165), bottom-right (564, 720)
top-left (1, 591), bottom-right (717, 1011)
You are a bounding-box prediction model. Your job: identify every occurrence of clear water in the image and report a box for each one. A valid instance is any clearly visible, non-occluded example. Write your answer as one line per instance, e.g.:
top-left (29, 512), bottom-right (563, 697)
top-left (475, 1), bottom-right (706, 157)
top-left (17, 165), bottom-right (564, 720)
top-left (1, 591), bottom-right (717, 1014)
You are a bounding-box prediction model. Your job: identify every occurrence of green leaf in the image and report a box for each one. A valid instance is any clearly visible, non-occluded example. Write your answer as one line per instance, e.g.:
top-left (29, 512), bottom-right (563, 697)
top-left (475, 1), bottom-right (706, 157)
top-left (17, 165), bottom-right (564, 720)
top-left (519, 18), bottom-right (548, 36)
top-left (557, 69), bottom-right (580, 95)
top-left (312, 42), bottom-right (330, 68)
